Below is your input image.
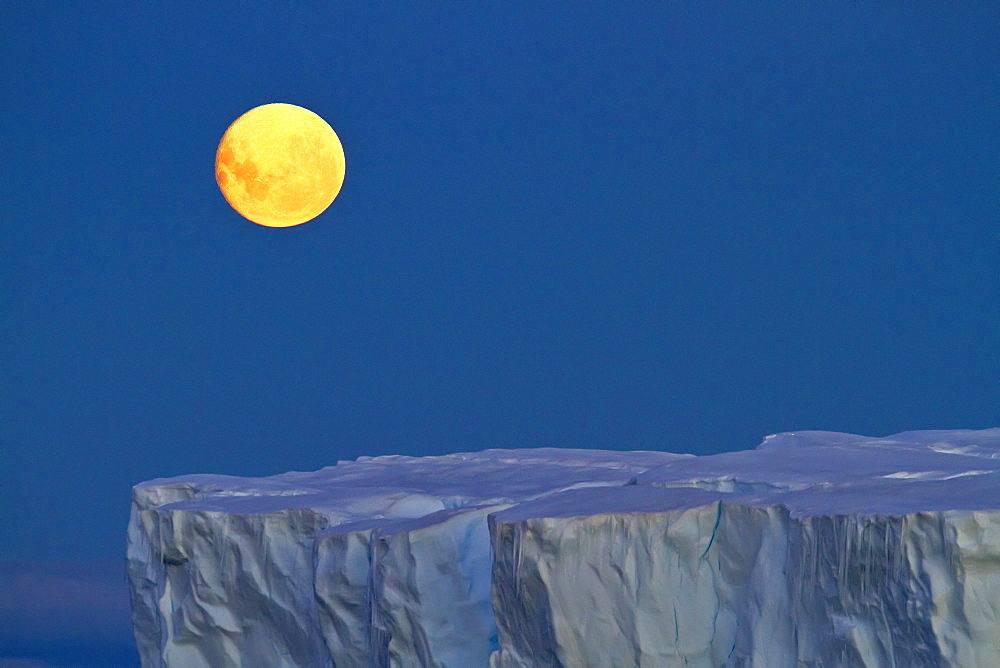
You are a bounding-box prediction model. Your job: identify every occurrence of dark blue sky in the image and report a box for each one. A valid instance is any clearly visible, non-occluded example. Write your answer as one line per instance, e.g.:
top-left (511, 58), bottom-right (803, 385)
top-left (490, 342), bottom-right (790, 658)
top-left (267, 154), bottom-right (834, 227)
top-left (2, 3), bottom-right (997, 662)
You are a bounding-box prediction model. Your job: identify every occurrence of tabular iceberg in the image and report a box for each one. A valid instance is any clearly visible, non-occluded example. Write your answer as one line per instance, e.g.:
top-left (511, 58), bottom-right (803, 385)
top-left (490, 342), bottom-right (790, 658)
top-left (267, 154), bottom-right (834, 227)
top-left (127, 430), bottom-right (1000, 667)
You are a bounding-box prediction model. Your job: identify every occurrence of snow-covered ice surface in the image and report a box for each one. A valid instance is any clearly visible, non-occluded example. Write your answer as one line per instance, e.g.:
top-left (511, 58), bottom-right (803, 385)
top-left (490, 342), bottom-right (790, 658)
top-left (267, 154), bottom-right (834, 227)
top-left (127, 430), bottom-right (1000, 667)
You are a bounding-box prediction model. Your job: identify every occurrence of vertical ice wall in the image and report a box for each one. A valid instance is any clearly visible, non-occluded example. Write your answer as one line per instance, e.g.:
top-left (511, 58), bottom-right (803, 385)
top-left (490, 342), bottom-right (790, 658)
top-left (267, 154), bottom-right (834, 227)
top-left (488, 488), bottom-right (1000, 666)
top-left (368, 506), bottom-right (505, 666)
top-left (489, 492), bottom-right (796, 667)
top-left (312, 519), bottom-right (387, 667)
top-left (311, 507), bottom-right (506, 667)
top-left (127, 498), bottom-right (334, 667)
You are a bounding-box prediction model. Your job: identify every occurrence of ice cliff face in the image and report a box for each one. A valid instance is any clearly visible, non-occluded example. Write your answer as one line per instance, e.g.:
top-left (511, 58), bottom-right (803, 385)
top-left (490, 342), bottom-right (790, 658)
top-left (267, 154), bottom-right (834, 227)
top-left (127, 430), bottom-right (1000, 667)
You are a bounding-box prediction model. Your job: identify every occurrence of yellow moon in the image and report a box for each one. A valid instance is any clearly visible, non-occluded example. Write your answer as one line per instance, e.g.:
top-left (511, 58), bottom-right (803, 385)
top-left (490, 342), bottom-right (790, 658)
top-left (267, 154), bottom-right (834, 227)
top-left (215, 103), bottom-right (345, 228)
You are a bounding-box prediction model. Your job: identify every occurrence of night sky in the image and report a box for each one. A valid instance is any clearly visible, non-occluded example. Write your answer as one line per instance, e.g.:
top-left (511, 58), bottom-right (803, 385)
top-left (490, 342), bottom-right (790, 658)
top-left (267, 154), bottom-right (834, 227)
top-left (2, 3), bottom-right (997, 664)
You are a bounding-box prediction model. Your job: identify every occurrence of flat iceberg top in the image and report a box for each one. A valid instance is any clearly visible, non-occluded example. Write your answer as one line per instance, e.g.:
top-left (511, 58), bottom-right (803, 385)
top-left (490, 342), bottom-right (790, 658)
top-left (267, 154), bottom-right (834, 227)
top-left (133, 430), bottom-right (1000, 523)
top-left (639, 429), bottom-right (1000, 487)
top-left (640, 429), bottom-right (998, 493)
top-left (496, 428), bottom-right (1000, 521)
top-left (132, 448), bottom-right (688, 522)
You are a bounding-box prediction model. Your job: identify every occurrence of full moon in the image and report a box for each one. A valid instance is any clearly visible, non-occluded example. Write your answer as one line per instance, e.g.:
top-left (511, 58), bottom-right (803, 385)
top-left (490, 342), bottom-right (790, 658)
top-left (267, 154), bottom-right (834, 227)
top-left (215, 103), bottom-right (345, 228)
